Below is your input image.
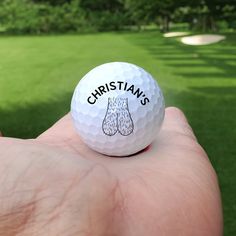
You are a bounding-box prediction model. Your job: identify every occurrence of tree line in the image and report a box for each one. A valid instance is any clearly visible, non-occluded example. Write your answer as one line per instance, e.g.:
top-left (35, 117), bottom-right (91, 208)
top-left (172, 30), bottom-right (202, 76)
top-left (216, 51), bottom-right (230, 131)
top-left (0, 0), bottom-right (235, 34)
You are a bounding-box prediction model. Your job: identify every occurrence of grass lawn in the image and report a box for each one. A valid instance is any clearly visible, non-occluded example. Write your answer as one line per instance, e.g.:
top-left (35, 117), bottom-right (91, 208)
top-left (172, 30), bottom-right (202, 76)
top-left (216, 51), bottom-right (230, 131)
top-left (0, 31), bottom-right (236, 234)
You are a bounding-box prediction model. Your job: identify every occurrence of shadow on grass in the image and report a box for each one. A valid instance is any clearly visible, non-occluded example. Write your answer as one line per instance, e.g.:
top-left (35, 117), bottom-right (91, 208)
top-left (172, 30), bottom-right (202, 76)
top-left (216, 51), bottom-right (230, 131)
top-left (126, 31), bottom-right (236, 80)
top-left (0, 92), bottom-right (72, 138)
top-left (189, 86), bottom-right (236, 96)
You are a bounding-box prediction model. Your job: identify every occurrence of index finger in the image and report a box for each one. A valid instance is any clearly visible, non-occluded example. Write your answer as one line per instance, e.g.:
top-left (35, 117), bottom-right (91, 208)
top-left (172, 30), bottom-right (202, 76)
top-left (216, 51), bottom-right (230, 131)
top-left (37, 113), bottom-right (80, 142)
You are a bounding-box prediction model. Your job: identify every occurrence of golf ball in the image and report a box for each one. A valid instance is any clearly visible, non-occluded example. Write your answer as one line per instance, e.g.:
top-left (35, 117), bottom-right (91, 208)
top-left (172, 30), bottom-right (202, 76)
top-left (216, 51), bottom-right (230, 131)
top-left (71, 62), bottom-right (165, 156)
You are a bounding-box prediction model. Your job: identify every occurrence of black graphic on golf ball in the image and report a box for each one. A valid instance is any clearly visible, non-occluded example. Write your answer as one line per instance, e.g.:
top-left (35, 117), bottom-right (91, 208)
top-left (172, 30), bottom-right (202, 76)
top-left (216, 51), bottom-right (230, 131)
top-left (102, 97), bottom-right (134, 136)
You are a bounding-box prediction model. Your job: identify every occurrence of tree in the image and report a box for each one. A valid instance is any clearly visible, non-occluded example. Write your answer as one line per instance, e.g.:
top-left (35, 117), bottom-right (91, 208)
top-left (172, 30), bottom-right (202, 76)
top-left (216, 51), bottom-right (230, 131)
top-left (80, 0), bottom-right (124, 12)
top-left (203, 0), bottom-right (236, 31)
top-left (32, 0), bottom-right (72, 5)
top-left (179, 0), bottom-right (236, 32)
top-left (126, 0), bottom-right (192, 32)
top-left (80, 0), bottom-right (127, 31)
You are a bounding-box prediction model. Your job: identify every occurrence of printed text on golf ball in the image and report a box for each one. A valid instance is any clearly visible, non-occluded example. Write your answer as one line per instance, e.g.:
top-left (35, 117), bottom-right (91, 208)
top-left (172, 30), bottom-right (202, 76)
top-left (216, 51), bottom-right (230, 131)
top-left (71, 62), bottom-right (165, 156)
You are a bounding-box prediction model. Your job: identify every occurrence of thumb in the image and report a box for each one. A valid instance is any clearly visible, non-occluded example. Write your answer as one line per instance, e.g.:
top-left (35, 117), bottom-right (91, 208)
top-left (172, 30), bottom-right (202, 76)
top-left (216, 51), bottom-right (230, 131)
top-left (156, 107), bottom-right (211, 161)
top-left (37, 113), bottom-right (80, 143)
top-left (162, 107), bottom-right (197, 141)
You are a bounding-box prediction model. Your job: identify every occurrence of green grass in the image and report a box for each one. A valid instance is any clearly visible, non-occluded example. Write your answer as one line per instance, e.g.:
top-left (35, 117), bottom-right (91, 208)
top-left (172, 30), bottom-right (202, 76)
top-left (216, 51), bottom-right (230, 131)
top-left (0, 31), bottom-right (236, 234)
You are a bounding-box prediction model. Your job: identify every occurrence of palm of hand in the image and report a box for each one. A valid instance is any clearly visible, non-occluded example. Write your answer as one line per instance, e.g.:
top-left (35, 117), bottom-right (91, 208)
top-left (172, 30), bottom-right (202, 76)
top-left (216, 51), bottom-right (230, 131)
top-left (0, 108), bottom-right (222, 236)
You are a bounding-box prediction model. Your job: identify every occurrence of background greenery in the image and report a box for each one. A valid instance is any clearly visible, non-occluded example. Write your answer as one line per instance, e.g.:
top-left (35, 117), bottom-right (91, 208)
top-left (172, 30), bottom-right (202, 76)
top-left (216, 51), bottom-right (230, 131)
top-left (0, 0), bottom-right (235, 34)
top-left (0, 0), bottom-right (235, 235)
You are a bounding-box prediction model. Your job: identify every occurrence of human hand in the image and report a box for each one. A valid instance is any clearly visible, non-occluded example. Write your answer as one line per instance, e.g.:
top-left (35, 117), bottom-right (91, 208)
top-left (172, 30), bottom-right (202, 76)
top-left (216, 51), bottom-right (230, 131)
top-left (0, 107), bottom-right (222, 236)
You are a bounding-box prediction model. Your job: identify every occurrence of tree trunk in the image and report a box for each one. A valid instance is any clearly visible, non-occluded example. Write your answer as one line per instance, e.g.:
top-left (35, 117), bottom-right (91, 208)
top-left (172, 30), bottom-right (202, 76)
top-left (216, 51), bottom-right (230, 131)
top-left (161, 15), bottom-right (170, 32)
top-left (159, 17), bottom-right (164, 32)
top-left (137, 23), bottom-right (141, 31)
top-left (166, 16), bottom-right (170, 32)
top-left (209, 15), bottom-right (217, 32)
top-left (202, 15), bottom-right (207, 32)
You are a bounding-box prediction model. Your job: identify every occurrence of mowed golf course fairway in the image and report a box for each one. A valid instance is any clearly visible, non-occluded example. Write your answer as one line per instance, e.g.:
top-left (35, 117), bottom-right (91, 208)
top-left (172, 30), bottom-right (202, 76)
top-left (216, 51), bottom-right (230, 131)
top-left (0, 31), bottom-right (235, 234)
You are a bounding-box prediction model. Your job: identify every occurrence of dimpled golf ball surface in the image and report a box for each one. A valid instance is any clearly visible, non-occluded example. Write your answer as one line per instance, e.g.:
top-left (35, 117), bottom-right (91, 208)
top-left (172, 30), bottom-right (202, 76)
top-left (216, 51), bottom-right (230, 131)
top-left (71, 62), bottom-right (165, 156)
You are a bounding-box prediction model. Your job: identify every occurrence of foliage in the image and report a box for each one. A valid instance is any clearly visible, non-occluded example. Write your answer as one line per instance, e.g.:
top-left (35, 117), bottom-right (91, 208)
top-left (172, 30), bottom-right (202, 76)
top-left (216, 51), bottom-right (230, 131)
top-left (0, 0), bottom-right (235, 34)
top-left (125, 0), bottom-right (236, 32)
top-left (173, 0), bottom-right (236, 32)
top-left (0, 0), bottom-right (38, 34)
top-left (80, 0), bottom-right (127, 31)
top-left (32, 0), bottom-right (72, 5)
top-left (88, 11), bottom-right (127, 31)
top-left (125, 0), bottom-right (194, 32)
top-left (40, 1), bottom-right (87, 33)
top-left (0, 0), bottom-right (87, 34)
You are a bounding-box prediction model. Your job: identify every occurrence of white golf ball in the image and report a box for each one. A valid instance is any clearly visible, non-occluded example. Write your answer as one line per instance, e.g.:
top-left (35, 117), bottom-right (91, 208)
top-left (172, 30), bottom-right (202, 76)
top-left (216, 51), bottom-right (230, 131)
top-left (71, 62), bottom-right (165, 156)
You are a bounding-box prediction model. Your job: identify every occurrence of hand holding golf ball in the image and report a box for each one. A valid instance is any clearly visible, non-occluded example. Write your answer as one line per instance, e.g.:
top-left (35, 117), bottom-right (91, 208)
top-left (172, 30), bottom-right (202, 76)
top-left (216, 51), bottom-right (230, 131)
top-left (71, 62), bottom-right (165, 156)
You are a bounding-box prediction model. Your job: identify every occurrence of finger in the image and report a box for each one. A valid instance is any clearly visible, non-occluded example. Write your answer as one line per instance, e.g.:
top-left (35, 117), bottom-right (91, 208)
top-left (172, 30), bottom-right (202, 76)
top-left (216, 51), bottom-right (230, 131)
top-left (37, 107), bottom-right (198, 158)
top-left (145, 107), bottom-right (210, 164)
top-left (37, 113), bottom-right (102, 157)
top-left (161, 107), bottom-right (197, 141)
top-left (37, 113), bottom-right (79, 142)
top-left (38, 107), bottom-right (195, 143)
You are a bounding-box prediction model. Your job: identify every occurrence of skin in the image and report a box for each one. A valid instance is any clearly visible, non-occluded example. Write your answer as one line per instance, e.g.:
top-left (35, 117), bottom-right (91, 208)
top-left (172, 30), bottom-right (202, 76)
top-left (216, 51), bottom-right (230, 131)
top-left (0, 107), bottom-right (223, 236)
